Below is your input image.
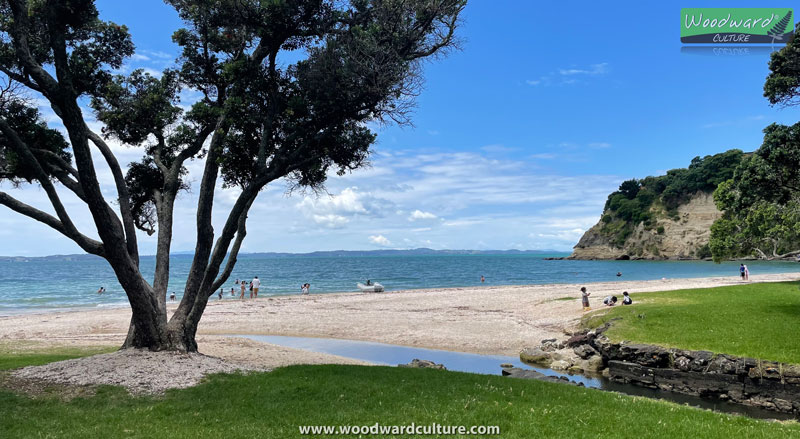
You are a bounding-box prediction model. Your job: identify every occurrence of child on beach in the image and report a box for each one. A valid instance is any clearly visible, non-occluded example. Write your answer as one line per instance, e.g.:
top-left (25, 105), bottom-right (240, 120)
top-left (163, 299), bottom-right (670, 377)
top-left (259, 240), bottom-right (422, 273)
top-left (622, 291), bottom-right (632, 305)
top-left (602, 295), bottom-right (618, 306)
top-left (581, 287), bottom-right (590, 311)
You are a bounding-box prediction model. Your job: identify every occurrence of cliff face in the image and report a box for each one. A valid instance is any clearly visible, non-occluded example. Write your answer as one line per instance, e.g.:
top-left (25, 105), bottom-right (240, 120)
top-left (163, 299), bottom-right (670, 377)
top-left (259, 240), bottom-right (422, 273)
top-left (570, 191), bottom-right (721, 260)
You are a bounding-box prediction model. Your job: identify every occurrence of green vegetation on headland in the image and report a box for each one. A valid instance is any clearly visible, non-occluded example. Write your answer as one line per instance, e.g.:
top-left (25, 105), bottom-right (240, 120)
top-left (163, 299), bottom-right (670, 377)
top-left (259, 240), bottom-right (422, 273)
top-left (584, 282), bottom-right (800, 365)
top-left (2, 347), bottom-right (800, 438)
top-left (598, 150), bottom-right (743, 250)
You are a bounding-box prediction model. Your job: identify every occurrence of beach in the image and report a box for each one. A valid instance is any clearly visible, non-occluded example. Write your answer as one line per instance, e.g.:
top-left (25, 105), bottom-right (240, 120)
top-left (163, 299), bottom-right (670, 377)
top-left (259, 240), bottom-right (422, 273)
top-left (2, 273), bottom-right (797, 370)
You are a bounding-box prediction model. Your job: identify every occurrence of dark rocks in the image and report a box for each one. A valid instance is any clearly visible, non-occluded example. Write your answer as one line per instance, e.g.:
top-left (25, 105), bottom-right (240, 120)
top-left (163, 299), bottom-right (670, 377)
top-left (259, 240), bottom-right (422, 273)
top-left (398, 359), bottom-right (446, 370)
top-left (502, 367), bottom-right (583, 386)
top-left (573, 344), bottom-right (598, 359)
top-left (540, 338), bottom-right (564, 352)
top-left (597, 340), bottom-right (800, 414)
top-left (566, 333), bottom-right (591, 348)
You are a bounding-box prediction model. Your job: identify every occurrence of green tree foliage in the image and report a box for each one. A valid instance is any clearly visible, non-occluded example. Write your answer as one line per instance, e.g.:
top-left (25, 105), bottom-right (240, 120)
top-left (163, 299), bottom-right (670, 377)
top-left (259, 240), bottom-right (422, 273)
top-left (710, 123), bottom-right (800, 261)
top-left (599, 150), bottom-right (743, 248)
top-left (709, 34), bottom-right (800, 262)
top-left (764, 29), bottom-right (800, 106)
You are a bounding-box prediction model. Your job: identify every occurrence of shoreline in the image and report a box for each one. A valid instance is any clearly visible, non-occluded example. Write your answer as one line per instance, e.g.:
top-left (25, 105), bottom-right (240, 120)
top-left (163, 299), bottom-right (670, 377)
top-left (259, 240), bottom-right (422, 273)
top-left (1, 273), bottom-right (798, 368)
top-left (3, 266), bottom-right (800, 318)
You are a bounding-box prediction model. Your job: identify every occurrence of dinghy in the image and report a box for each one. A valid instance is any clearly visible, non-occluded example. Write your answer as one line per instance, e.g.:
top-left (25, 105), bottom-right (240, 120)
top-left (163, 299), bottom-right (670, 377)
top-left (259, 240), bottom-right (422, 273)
top-left (357, 282), bottom-right (384, 292)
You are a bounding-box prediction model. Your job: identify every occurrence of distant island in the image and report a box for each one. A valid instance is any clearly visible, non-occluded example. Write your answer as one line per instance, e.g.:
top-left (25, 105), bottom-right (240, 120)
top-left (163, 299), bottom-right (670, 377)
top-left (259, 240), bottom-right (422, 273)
top-left (0, 248), bottom-right (566, 262)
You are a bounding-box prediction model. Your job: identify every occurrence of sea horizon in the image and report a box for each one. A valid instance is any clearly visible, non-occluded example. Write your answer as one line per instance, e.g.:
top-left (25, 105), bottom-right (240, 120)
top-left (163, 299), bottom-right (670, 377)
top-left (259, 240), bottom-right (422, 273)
top-left (1, 252), bottom-right (798, 317)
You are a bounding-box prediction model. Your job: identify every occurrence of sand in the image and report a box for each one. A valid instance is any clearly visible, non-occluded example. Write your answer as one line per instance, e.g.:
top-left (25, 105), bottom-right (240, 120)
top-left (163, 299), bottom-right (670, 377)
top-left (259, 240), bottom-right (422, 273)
top-left (2, 273), bottom-right (797, 362)
top-left (3, 273), bottom-right (798, 393)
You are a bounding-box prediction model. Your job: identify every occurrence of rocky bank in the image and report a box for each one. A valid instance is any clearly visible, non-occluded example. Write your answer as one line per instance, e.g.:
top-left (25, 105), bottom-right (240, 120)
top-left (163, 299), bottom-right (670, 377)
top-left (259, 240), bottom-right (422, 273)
top-left (570, 191), bottom-right (721, 260)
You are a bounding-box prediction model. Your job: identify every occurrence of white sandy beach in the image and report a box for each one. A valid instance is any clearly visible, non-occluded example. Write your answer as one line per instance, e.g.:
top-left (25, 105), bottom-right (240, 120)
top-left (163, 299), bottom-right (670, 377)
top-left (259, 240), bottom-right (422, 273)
top-left (2, 273), bottom-right (798, 371)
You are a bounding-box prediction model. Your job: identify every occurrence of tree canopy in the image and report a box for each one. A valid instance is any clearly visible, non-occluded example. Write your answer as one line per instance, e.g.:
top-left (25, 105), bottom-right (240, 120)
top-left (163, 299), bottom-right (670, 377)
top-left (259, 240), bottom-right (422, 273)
top-left (0, 0), bottom-right (465, 351)
top-left (709, 32), bottom-right (800, 262)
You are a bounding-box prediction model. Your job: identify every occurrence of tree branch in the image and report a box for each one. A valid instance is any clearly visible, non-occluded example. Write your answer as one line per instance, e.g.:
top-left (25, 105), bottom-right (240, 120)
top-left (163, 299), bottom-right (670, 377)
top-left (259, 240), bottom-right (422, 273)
top-left (87, 129), bottom-right (139, 262)
top-left (210, 197), bottom-right (253, 293)
top-left (0, 191), bottom-right (104, 256)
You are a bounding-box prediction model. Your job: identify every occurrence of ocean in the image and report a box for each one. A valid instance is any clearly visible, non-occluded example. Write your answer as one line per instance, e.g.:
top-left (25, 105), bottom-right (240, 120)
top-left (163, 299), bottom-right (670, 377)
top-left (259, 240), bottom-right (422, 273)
top-left (0, 253), bottom-right (798, 315)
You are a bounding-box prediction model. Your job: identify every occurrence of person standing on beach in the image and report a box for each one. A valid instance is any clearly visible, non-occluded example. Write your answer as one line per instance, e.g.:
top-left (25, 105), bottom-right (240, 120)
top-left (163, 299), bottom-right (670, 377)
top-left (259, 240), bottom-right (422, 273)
top-left (744, 265), bottom-right (750, 281)
top-left (230, 287), bottom-right (235, 297)
top-left (239, 281), bottom-right (246, 300)
top-left (740, 264), bottom-right (746, 280)
top-left (581, 287), bottom-right (590, 311)
top-left (218, 289), bottom-right (223, 300)
top-left (252, 276), bottom-right (261, 299)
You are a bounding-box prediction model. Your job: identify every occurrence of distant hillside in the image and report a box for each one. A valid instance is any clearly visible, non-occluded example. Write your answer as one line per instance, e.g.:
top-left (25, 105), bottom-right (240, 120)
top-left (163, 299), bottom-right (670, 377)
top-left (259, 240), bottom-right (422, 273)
top-left (0, 248), bottom-right (564, 262)
top-left (570, 150), bottom-right (745, 260)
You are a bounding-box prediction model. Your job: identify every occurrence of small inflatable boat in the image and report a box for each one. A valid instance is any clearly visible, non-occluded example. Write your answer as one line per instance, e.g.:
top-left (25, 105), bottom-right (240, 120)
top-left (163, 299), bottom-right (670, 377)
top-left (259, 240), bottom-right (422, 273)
top-left (357, 282), bottom-right (384, 292)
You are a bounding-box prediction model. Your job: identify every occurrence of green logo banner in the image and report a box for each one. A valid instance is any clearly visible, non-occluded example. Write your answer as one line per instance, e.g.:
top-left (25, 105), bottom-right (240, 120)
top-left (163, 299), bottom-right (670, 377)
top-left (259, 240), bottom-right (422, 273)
top-left (681, 8), bottom-right (794, 43)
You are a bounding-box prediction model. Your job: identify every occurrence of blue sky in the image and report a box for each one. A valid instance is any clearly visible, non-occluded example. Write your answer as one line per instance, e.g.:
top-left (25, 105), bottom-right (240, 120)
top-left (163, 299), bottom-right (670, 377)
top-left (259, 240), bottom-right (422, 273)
top-left (1, 1), bottom-right (799, 256)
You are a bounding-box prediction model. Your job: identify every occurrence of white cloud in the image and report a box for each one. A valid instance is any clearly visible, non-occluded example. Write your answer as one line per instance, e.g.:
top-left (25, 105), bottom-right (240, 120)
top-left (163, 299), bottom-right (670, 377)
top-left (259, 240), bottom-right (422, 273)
top-left (312, 214), bottom-right (349, 229)
top-left (559, 63), bottom-right (609, 76)
top-left (409, 210), bottom-right (438, 221)
top-left (368, 234), bottom-right (392, 246)
top-left (298, 187), bottom-right (392, 220)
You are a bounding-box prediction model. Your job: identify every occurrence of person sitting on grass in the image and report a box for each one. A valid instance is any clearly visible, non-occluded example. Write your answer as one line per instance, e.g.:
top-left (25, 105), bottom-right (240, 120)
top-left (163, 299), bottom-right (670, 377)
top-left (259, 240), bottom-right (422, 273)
top-left (622, 291), bottom-right (632, 305)
top-left (602, 295), bottom-right (618, 306)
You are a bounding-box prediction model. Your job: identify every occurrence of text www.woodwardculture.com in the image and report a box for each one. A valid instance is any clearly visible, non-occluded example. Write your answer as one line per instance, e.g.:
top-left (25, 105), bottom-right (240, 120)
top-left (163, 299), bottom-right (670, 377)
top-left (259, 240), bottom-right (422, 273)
top-left (299, 423), bottom-right (501, 436)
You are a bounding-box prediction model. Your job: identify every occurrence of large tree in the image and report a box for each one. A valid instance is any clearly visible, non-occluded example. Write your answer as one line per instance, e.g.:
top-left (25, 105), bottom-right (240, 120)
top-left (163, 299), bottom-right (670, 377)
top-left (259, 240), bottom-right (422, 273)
top-left (710, 31), bottom-right (800, 261)
top-left (0, 0), bottom-right (465, 351)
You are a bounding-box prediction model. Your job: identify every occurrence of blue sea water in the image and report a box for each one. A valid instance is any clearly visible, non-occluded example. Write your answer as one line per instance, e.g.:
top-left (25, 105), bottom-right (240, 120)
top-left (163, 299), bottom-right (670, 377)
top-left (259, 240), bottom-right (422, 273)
top-left (0, 253), bottom-right (798, 315)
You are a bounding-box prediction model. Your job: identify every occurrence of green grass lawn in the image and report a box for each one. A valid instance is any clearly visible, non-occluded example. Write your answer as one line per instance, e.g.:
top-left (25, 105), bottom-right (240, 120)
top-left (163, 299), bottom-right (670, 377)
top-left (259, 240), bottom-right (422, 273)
top-left (0, 344), bottom-right (115, 371)
top-left (584, 281), bottom-right (800, 364)
top-left (1, 349), bottom-right (800, 438)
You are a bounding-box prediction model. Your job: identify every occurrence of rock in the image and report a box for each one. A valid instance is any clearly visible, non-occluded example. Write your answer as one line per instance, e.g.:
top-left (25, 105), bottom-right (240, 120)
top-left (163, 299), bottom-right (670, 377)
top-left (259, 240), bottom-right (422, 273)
top-left (707, 354), bottom-right (737, 375)
top-left (573, 345), bottom-right (598, 359)
top-left (674, 356), bottom-right (692, 371)
top-left (774, 398), bottom-right (794, 412)
top-left (579, 355), bottom-right (604, 373)
top-left (500, 363), bottom-right (514, 369)
top-left (550, 360), bottom-right (572, 371)
top-left (565, 333), bottom-right (591, 348)
top-left (520, 348), bottom-right (552, 366)
top-left (540, 338), bottom-right (564, 352)
top-left (502, 368), bottom-right (581, 386)
top-left (568, 365), bottom-right (584, 374)
top-left (398, 359), bottom-right (446, 370)
top-left (617, 343), bottom-right (671, 368)
top-left (782, 364), bottom-right (800, 384)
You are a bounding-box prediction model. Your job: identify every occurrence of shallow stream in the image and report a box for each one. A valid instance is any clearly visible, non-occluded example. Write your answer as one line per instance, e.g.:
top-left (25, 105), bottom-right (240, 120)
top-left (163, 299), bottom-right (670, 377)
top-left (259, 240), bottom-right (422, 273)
top-left (238, 335), bottom-right (798, 421)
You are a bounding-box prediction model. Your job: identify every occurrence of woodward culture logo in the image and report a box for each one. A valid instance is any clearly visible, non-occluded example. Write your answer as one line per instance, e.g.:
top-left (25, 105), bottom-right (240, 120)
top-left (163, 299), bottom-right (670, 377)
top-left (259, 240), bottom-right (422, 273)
top-left (681, 8), bottom-right (794, 43)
